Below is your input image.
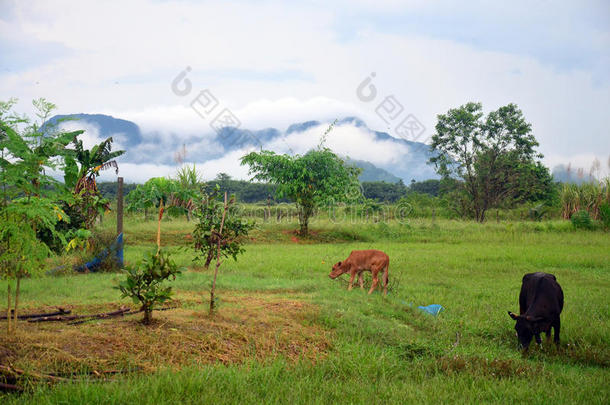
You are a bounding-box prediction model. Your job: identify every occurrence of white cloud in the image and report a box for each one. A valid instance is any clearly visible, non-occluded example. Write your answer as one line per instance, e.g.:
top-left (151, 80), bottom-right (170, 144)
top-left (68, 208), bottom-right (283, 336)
top-left (1, 0), bottom-right (608, 180)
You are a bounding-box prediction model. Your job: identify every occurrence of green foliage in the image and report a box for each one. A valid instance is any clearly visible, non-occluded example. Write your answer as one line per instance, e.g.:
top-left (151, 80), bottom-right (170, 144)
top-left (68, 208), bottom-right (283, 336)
top-left (65, 135), bottom-right (124, 229)
top-left (192, 186), bottom-right (255, 268)
top-left (0, 97), bottom-right (76, 332)
top-left (560, 180), bottom-right (608, 220)
top-left (117, 249), bottom-right (181, 324)
top-left (241, 147), bottom-right (361, 235)
top-left (598, 202), bottom-right (610, 229)
top-left (409, 179), bottom-right (441, 196)
top-left (429, 102), bottom-right (547, 221)
top-left (362, 181), bottom-right (407, 202)
top-left (571, 210), bottom-right (592, 229)
top-left (65, 229), bottom-right (93, 252)
top-left (528, 203), bottom-right (547, 221)
top-left (127, 175), bottom-right (200, 218)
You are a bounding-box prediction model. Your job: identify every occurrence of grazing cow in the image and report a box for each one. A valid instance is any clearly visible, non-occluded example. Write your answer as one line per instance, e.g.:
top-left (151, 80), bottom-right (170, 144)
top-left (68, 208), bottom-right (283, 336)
top-left (508, 272), bottom-right (564, 350)
top-left (329, 250), bottom-right (389, 295)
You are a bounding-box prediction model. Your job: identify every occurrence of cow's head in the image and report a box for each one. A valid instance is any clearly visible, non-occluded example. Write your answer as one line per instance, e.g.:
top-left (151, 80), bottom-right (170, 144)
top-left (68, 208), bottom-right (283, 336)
top-left (329, 261), bottom-right (347, 279)
top-left (508, 311), bottom-right (544, 350)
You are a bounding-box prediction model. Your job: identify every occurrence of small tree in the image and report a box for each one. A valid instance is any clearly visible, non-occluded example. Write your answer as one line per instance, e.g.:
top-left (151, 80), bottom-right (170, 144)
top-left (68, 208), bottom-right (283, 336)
top-left (117, 249), bottom-right (181, 324)
top-left (241, 148), bottom-right (361, 235)
top-left (192, 185), bottom-right (254, 269)
top-left (1, 98), bottom-right (71, 332)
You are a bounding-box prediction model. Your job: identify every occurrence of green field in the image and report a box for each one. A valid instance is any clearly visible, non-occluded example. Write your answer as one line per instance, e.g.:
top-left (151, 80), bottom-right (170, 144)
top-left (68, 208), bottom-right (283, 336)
top-left (1, 216), bottom-right (609, 404)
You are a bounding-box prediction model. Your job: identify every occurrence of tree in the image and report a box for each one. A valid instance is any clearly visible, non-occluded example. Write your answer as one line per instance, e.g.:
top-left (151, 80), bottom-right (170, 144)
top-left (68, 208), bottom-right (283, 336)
top-left (241, 148), bottom-right (361, 235)
top-left (117, 249), bottom-right (181, 324)
top-left (64, 135), bottom-right (124, 229)
top-left (192, 185), bottom-right (254, 269)
top-left (429, 102), bottom-right (545, 221)
top-left (0, 98), bottom-right (72, 333)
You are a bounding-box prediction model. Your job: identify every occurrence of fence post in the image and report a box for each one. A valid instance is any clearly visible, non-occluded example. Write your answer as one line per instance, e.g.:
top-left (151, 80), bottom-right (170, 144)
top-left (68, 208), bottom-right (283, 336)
top-left (117, 177), bottom-right (124, 236)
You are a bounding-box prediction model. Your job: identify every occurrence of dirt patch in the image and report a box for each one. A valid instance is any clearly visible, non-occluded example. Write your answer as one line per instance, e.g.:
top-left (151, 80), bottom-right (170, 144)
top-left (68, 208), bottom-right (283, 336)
top-left (0, 293), bottom-right (331, 383)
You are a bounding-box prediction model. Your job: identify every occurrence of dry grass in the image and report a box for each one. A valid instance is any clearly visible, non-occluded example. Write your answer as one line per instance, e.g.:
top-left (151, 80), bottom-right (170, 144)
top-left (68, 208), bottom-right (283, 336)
top-left (0, 292), bottom-right (331, 383)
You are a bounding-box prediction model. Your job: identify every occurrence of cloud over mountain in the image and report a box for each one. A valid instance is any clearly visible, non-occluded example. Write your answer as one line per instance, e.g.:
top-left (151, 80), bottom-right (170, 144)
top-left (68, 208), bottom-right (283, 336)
top-left (53, 113), bottom-right (438, 184)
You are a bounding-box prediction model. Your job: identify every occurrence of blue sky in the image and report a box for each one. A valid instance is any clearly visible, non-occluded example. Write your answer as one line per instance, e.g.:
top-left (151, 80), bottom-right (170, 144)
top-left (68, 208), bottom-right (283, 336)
top-left (1, 0), bottom-right (609, 180)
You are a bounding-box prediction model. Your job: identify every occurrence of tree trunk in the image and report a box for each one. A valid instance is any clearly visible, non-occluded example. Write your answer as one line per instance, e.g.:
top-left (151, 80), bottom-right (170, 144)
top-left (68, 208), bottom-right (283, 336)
top-left (298, 205), bottom-right (312, 236)
top-left (210, 192), bottom-right (228, 314)
top-left (299, 216), bottom-right (308, 236)
top-left (13, 277), bottom-right (20, 331)
top-left (6, 283), bottom-right (11, 334)
top-left (156, 200), bottom-right (164, 252)
top-left (204, 250), bottom-right (214, 269)
top-left (143, 308), bottom-right (152, 325)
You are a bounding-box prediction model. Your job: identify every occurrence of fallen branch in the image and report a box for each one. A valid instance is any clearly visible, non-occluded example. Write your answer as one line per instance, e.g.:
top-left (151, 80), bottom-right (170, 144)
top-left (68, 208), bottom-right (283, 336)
top-left (0, 364), bottom-right (68, 383)
top-left (0, 307), bottom-right (70, 320)
top-left (29, 307), bottom-right (130, 324)
top-left (71, 305), bottom-right (178, 324)
top-left (0, 382), bottom-right (23, 392)
top-left (67, 308), bottom-right (131, 325)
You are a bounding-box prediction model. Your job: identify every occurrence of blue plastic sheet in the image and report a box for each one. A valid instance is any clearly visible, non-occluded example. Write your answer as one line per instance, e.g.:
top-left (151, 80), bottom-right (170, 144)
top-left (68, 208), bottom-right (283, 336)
top-left (47, 233), bottom-right (124, 275)
top-left (418, 304), bottom-right (444, 316)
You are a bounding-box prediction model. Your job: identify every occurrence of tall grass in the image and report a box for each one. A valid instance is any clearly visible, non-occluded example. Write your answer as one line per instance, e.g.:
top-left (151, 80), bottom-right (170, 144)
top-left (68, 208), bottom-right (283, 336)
top-left (561, 179), bottom-right (609, 220)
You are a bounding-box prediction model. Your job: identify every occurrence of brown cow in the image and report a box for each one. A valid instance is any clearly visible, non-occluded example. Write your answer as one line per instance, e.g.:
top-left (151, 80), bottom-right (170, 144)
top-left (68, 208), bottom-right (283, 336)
top-left (329, 250), bottom-right (390, 295)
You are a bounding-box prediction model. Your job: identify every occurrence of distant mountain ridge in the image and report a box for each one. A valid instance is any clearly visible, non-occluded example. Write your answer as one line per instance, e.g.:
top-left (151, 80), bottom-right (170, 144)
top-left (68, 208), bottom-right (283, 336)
top-left (47, 113), bottom-right (440, 183)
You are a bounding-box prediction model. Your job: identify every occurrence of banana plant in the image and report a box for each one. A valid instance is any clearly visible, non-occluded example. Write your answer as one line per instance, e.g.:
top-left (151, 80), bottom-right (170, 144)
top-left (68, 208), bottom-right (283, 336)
top-left (64, 136), bottom-right (125, 229)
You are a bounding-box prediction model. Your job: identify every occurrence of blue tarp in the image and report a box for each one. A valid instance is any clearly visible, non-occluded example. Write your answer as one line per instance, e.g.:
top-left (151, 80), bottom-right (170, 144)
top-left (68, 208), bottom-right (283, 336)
top-left (418, 304), bottom-right (444, 316)
top-left (47, 233), bottom-right (123, 275)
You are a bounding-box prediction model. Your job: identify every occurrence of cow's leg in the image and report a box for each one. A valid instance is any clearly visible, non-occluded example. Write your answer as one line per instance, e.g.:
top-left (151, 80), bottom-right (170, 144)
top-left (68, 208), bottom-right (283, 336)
top-left (358, 272), bottom-right (364, 290)
top-left (382, 263), bottom-right (389, 296)
top-left (545, 328), bottom-right (552, 344)
top-left (348, 272), bottom-right (356, 291)
top-left (553, 318), bottom-right (560, 345)
top-left (535, 333), bottom-right (542, 345)
top-left (368, 268), bottom-right (379, 295)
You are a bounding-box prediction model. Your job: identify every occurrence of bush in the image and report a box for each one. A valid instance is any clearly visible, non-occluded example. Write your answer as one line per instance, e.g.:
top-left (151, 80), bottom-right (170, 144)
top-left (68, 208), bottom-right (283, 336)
top-left (599, 203), bottom-right (610, 229)
top-left (571, 210), bottom-right (592, 230)
top-left (117, 249), bottom-right (181, 324)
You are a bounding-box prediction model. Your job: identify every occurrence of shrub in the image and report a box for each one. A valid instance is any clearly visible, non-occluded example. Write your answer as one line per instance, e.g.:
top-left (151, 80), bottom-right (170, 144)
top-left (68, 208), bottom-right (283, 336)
top-left (117, 249), bottom-right (181, 324)
top-left (599, 203), bottom-right (610, 230)
top-left (571, 210), bottom-right (592, 230)
top-left (192, 187), bottom-right (255, 269)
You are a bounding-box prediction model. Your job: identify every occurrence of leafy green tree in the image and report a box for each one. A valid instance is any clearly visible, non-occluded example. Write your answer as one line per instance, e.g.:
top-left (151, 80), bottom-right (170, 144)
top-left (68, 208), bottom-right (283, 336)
top-left (362, 181), bottom-right (408, 202)
top-left (0, 98), bottom-right (72, 332)
top-left (192, 186), bottom-right (255, 269)
top-left (429, 102), bottom-right (545, 221)
top-left (241, 148), bottom-right (361, 235)
top-left (409, 179), bottom-right (441, 197)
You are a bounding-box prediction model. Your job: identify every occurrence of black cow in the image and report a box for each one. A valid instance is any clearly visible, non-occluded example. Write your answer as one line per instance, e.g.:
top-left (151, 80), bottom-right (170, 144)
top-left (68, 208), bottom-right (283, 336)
top-left (508, 272), bottom-right (564, 350)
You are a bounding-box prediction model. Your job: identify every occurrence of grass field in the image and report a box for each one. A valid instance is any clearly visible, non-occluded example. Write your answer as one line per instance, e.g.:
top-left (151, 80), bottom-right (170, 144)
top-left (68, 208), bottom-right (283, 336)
top-left (1, 216), bottom-right (609, 404)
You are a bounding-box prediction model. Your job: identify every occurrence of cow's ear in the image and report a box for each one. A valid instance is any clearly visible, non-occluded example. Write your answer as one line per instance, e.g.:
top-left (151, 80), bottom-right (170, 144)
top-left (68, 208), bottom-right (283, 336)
top-left (508, 311), bottom-right (519, 320)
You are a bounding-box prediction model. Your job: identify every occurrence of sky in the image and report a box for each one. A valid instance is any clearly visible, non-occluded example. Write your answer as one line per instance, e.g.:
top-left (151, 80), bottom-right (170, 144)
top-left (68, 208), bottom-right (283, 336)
top-left (1, 0), bottom-right (609, 182)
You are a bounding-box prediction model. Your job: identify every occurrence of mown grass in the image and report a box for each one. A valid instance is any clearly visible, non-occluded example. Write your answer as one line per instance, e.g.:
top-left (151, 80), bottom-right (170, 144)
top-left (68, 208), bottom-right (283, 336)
top-left (1, 216), bottom-right (609, 404)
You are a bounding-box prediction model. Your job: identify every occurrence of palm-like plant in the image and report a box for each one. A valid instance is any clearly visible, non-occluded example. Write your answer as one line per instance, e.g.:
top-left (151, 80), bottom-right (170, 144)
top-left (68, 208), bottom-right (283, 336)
top-left (64, 137), bottom-right (125, 228)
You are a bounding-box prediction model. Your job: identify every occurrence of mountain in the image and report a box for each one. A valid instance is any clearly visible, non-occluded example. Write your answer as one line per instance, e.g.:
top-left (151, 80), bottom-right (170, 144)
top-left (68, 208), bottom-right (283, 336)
top-left (48, 113), bottom-right (440, 183)
top-left (345, 158), bottom-right (402, 183)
